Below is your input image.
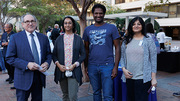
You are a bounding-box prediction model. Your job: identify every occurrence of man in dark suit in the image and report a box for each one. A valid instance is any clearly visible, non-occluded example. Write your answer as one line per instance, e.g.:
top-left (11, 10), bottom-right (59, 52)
top-left (6, 14), bottom-right (52, 101)
top-left (50, 24), bottom-right (60, 45)
top-left (1, 23), bottom-right (15, 83)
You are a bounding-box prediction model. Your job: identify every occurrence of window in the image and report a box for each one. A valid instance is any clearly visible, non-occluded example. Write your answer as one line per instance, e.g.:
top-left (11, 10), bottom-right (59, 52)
top-left (115, 0), bottom-right (125, 4)
top-left (169, 4), bottom-right (177, 18)
top-left (177, 4), bottom-right (180, 17)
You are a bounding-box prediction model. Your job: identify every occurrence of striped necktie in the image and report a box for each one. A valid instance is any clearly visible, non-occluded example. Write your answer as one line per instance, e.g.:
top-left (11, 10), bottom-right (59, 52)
top-left (30, 34), bottom-right (39, 64)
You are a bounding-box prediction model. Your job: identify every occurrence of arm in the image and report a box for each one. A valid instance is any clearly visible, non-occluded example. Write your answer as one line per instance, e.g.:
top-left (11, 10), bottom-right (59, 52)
top-left (6, 35), bottom-right (29, 72)
top-left (84, 41), bottom-right (89, 68)
top-left (120, 41), bottom-right (133, 79)
top-left (40, 36), bottom-right (52, 72)
top-left (52, 37), bottom-right (66, 72)
top-left (149, 39), bottom-right (157, 86)
top-left (69, 37), bottom-right (86, 71)
top-left (111, 38), bottom-right (120, 79)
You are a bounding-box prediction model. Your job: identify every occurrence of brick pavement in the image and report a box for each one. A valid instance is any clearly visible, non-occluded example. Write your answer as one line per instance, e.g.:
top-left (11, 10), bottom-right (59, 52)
top-left (1, 63), bottom-right (180, 101)
top-left (0, 40), bottom-right (180, 101)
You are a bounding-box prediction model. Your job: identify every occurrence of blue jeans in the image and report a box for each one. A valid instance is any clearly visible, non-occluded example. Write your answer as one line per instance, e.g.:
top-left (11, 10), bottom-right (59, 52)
top-left (0, 49), bottom-right (6, 71)
top-left (88, 63), bottom-right (114, 101)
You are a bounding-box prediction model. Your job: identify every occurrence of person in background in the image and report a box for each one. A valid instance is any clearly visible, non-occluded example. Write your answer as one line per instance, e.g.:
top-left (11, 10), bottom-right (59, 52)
top-left (50, 24), bottom-right (60, 45)
top-left (120, 17), bottom-right (157, 101)
top-left (120, 27), bottom-right (125, 39)
top-left (46, 26), bottom-right (51, 33)
top-left (46, 28), bottom-right (54, 52)
top-left (15, 21), bottom-right (24, 32)
top-left (145, 23), bottom-right (160, 54)
top-left (83, 4), bottom-right (120, 101)
top-left (1, 23), bottom-right (15, 84)
top-left (9, 21), bottom-right (24, 90)
top-left (6, 14), bottom-right (52, 101)
top-left (53, 16), bottom-right (86, 101)
top-left (0, 43), bottom-right (7, 73)
top-left (157, 28), bottom-right (166, 50)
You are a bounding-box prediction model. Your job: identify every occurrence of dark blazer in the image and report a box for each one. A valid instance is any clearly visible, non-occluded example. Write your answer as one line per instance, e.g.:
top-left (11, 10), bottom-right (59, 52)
top-left (50, 28), bottom-right (60, 44)
top-left (53, 34), bottom-right (86, 85)
top-left (1, 31), bottom-right (15, 57)
top-left (6, 30), bottom-right (52, 91)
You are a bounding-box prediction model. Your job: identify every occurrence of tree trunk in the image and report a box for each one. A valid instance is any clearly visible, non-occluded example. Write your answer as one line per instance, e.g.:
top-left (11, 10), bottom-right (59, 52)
top-left (79, 18), bottom-right (86, 37)
top-left (79, 15), bottom-right (90, 82)
top-left (42, 25), bottom-right (46, 35)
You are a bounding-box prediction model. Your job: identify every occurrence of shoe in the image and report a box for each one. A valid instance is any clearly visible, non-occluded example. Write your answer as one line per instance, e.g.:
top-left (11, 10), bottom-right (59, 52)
top-left (10, 87), bottom-right (16, 89)
top-left (173, 91), bottom-right (180, 97)
top-left (5, 78), bottom-right (10, 82)
top-left (2, 70), bottom-right (7, 74)
top-left (9, 79), bottom-right (14, 84)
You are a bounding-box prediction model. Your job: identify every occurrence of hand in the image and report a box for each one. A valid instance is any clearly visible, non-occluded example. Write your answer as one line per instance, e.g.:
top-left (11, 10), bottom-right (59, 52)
top-left (40, 62), bottom-right (49, 72)
top-left (5, 42), bottom-right (8, 46)
top-left (68, 64), bottom-right (76, 71)
top-left (57, 63), bottom-right (66, 72)
top-left (27, 62), bottom-right (39, 71)
top-left (83, 66), bottom-right (89, 82)
top-left (122, 67), bottom-right (133, 79)
top-left (2, 42), bottom-right (8, 46)
top-left (111, 67), bottom-right (118, 79)
top-left (151, 78), bottom-right (157, 87)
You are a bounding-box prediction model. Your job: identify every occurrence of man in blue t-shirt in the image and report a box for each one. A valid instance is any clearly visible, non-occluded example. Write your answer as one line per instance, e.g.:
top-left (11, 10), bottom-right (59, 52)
top-left (83, 4), bottom-right (120, 101)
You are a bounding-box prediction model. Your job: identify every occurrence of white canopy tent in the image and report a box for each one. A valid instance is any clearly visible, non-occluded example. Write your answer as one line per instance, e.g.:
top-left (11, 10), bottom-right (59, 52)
top-left (86, 11), bottom-right (168, 29)
top-left (70, 11), bottom-right (168, 29)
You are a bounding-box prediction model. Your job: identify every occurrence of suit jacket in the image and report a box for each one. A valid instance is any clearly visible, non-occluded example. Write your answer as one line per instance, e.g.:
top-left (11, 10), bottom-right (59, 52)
top-left (1, 31), bottom-right (15, 57)
top-left (53, 34), bottom-right (86, 85)
top-left (50, 28), bottom-right (60, 44)
top-left (6, 30), bottom-right (52, 91)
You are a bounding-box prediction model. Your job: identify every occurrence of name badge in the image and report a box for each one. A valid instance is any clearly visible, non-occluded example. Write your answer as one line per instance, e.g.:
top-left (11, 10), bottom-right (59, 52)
top-left (139, 40), bottom-right (143, 46)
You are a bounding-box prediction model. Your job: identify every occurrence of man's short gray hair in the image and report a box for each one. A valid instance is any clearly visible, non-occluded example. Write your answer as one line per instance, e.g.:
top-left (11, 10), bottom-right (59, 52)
top-left (21, 13), bottom-right (37, 23)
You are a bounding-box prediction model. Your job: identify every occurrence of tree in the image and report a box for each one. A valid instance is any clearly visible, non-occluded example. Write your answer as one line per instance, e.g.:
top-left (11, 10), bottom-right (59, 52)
top-left (0, 0), bottom-right (18, 33)
top-left (9, 0), bottom-right (61, 34)
top-left (44, 0), bottom-right (95, 36)
top-left (144, 0), bottom-right (170, 12)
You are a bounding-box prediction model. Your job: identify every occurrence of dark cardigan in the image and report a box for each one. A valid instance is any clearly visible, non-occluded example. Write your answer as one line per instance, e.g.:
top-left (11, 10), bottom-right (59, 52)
top-left (53, 34), bottom-right (86, 85)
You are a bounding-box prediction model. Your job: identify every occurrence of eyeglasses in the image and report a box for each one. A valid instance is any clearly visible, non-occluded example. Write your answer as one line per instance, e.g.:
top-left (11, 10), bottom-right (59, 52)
top-left (24, 20), bottom-right (36, 24)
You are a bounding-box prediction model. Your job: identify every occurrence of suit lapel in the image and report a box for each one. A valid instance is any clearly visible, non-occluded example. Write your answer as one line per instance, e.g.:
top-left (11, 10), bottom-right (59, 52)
top-left (72, 34), bottom-right (77, 62)
top-left (22, 31), bottom-right (33, 57)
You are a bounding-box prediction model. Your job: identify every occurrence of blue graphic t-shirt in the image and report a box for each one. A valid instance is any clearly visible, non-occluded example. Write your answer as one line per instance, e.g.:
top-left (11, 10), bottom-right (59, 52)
top-left (83, 23), bottom-right (120, 65)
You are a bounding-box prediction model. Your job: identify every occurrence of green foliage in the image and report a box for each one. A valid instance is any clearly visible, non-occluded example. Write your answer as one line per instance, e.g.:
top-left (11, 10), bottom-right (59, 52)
top-left (115, 18), bottom-right (125, 30)
top-left (145, 18), bottom-right (160, 33)
top-left (10, 0), bottom-right (63, 33)
top-left (144, 0), bottom-right (170, 12)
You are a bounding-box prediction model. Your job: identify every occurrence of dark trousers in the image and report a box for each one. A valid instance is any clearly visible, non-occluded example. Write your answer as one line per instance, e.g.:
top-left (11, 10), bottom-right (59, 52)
top-left (16, 71), bottom-right (42, 101)
top-left (126, 79), bottom-right (151, 101)
top-left (4, 58), bottom-right (14, 79)
top-left (160, 43), bottom-right (165, 49)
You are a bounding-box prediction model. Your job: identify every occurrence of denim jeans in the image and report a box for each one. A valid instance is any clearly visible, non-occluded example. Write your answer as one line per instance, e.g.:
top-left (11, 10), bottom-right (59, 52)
top-left (88, 63), bottom-right (114, 101)
top-left (0, 49), bottom-right (6, 71)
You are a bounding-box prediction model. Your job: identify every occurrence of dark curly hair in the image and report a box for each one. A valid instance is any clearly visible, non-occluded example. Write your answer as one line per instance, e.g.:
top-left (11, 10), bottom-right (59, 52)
top-left (92, 4), bottom-right (106, 14)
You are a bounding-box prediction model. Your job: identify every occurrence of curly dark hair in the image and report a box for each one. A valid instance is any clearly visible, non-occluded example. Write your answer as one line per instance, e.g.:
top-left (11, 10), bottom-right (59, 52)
top-left (92, 4), bottom-right (106, 14)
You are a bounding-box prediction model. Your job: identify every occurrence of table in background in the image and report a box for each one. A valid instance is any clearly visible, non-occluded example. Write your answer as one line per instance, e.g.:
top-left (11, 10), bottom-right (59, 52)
top-left (113, 68), bottom-right (157, 101)
top-left (113, 68), bottom-right (127, 101)
top-left (157, 51), bottom-right (180, 73)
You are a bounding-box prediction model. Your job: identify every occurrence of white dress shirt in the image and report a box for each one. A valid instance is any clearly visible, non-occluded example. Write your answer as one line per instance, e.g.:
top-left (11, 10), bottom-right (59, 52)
top-left (25, 30), bottom-right (41, 64)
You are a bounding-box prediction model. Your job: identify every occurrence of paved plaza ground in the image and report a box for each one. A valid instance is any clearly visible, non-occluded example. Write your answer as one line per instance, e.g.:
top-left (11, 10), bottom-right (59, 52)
top-left (0, 40), bottom-right (180, 101)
